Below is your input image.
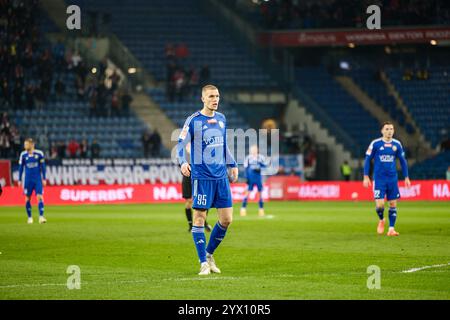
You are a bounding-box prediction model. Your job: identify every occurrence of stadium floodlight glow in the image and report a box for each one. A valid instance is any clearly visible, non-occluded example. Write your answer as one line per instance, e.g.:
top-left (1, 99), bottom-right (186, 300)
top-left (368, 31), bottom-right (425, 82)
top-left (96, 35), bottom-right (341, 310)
top-left (348, 43), bottom-right (355, 48)
top-left (339, 61), bottom-right (350, 70)
top-left (430, 40), bottom-right (437, 46)
top-left (128, 67), bottom-right (137, 74)
top-left (91, 67), bottom-right (97, 74)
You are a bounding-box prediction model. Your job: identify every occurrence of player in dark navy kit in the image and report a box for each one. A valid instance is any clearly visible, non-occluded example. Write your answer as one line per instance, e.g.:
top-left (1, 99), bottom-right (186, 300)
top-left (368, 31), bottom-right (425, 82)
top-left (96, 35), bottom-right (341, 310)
top-left (363, 122), bottom-right (410, 236)
top-left (240, 145), bottom-right (267, 217)
top-left (18, 138), bottom-right (47, 224)
top-left (177, 84), bottom-right (238, 275)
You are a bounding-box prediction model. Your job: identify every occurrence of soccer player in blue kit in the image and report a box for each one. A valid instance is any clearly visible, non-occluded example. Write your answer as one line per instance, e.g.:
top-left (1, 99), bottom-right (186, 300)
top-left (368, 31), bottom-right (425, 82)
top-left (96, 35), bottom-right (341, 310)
top-left (240, 144), bottom-right (267, 217)
top-left (18, 138), bottom-right (47, 224)
top-left (177, 85), bottom-right (238, 275)
top-left (363, 122), bottom-right (410, 236)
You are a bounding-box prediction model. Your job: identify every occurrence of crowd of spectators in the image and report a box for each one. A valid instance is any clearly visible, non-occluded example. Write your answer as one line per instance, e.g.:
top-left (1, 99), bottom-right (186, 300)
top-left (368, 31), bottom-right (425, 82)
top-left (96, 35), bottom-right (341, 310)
top-left (48, 139), bottom-right (101, 159)
top-left (165, 43), bottom-right (211, 102)
top-left (141, 129), bottom-right (162, 158)
top-left (0, 112), bottom-right (22, 159)
top-left (0, 0), bottom-right (47, 110)
top-left (0, 0), bottom-right (141, 160)
top-left (227, 0), bottom-right (450, 30)
top-left (84, 57), bottom-right (134, 118)
top-left (402, 68), bottom-right (429, 81)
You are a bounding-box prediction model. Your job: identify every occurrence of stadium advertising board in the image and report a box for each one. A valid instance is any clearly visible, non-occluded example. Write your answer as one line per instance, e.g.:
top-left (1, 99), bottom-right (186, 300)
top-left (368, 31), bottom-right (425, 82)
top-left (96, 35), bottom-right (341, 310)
top-left (259, 26), bottom-right (450, 47)
top-left (10, 155), bottom-right (303, 186)
top-left (1, 180), bottom-right (448, 206)
top-left (11, 158), bottom-right (182, 186)
top-left (0, 160), bottom-right (12, 187)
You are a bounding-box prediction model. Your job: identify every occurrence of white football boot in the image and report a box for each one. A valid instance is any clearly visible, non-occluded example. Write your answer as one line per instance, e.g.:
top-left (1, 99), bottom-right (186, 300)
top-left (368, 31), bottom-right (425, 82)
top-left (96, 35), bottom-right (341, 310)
top-left (198, 262), bottom-right (211, 275)
top-left (207, 254), bottom-right (221, 274)
top-left (39, 216), bottom-right (47, 224)
top-left (240, 208), bottom-right (247, 216)
top-left (27, 217), bottom-right (33, 224)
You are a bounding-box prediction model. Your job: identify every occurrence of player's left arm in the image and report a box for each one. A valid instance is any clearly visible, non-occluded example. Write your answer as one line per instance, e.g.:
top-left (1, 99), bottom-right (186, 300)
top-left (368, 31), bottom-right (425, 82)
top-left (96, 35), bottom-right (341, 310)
top-left (40, 154), bottom-right (47, 186)
top-left (18, 153), bottom-right (24, 187)
top-left (259, 154), bottom-right (270, 168)
top-left (397, 143), bottom-right (410, 187)
top-left (224, 120), bottom-right (238, 182)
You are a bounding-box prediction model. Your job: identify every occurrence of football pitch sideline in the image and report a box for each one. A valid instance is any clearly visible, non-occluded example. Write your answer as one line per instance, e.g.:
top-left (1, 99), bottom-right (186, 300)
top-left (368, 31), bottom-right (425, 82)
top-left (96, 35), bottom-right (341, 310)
top-left (0, 201), bottom-right (449, 300)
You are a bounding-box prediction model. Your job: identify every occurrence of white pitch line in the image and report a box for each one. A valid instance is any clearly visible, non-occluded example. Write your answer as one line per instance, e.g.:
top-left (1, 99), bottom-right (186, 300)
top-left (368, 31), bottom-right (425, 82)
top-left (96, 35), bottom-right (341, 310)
top-left (162, 276), bottom-right (240, 282)
top-left (401, 262), bottom-right (450, 273)
top-left (0, 274), bottom-right (296, 289)
top-left (0, 283), bottom-right (67, 289)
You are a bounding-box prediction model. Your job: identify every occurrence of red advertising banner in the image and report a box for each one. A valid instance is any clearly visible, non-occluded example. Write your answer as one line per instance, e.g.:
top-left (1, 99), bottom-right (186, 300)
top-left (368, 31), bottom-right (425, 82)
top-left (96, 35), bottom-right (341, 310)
top-left (0, 160), bottom-right (12, 187)
top-left (277, 180), bottom-right (450, 201)
top-left (259, 27), bottom-right (450, 47)
top-left (0, 183), bottom-right (269, 206)
top-left (0, 180), bottom-right (448, 206)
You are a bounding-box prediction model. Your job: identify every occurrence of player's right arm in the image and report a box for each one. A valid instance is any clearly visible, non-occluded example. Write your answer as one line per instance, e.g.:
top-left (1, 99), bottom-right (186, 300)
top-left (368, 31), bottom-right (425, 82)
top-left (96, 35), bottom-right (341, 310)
top-left (177, 116), bottom-right (193, 177)
top-left (363, 141), bottom-right (376, 187)
top-left (18, 152), bottom-right (24, 187)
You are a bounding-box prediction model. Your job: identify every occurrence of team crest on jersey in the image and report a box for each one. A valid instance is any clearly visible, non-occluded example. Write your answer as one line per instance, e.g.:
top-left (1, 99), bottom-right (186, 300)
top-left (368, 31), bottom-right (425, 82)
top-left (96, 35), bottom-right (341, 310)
top-left (392, 145), bottom-right (397, 152)
top-left (218, 121), bottom-right (224, 128)
top-left (34, 155), bottom-right (38, 159)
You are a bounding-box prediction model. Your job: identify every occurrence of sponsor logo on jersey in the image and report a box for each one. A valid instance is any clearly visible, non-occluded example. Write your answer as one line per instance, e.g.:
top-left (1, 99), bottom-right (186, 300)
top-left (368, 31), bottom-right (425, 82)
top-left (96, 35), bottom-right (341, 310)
top-left (379, 155), bottom-right (395, 162)
top-left (203, 136), bottom-right (224, 146)
top-left (202, 125), bottom-right (208, 130)
top-left (380, 146), bottom-right (384, 150)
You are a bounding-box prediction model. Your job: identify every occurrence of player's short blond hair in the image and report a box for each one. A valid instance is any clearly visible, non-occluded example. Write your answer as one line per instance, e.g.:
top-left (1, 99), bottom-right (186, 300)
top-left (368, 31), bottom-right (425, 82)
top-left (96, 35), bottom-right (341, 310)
top-left (25, 138), bottom-right (34, 144)
top-left (201, 84), bottom-right (218, 94)
top-left (381, 121), bottom-right (394, 130)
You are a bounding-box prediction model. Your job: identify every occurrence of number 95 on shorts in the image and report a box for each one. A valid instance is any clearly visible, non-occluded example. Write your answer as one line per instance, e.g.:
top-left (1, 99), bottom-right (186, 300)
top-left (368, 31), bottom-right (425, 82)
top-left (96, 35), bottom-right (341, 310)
top-left (192, 178), bottom-right (232, 210)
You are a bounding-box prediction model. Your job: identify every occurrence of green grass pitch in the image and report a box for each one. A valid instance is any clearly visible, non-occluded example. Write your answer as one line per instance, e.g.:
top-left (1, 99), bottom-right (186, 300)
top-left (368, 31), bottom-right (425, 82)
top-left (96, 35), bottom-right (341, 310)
top-left (0, 201), bottom-right (449, 300)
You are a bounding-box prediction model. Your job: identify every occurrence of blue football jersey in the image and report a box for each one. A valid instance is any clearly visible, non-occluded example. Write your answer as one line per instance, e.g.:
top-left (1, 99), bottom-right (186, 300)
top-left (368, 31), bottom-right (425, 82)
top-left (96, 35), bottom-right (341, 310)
top-left (177, 111), bottom-right (237, 180)
top-left (18, 149), bottom-right (46, 182)
top-left (244, 154), bottom-right (267, 181)
top-left (364, 138), bottom-right (408, 181)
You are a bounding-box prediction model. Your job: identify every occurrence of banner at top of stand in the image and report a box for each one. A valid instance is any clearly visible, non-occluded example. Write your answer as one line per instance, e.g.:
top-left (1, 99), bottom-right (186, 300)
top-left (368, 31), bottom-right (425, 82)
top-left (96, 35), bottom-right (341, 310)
top-left (259, 26), bottom-right (450, 47)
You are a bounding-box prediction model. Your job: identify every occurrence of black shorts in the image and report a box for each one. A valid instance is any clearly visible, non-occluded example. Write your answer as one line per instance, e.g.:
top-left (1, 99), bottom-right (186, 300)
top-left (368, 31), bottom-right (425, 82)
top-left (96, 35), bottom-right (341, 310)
top-left (182, 175), bottom-right (192, 199)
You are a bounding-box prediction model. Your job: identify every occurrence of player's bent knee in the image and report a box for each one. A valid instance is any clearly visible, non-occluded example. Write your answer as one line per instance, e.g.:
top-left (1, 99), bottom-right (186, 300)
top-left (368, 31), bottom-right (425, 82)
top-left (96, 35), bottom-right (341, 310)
top-left (389, 200), bottom-right (397, 207)
top-left (375, 200), bottom-right (385, 209)
top-left (219, 216), bottom-right (233, 227)
top-left (193, 216), bottom-right (205, 226)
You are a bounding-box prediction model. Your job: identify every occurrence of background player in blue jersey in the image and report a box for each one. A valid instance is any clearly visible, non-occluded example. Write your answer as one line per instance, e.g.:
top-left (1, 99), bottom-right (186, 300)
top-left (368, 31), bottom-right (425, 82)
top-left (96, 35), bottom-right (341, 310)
top-left (240, 144), bottom-right (267, 217)
top-left (177, 84), bottom-right (238, 275)
top-left (363, 122), bottom-right (410, 236)
top-left (18, 138), bottom-right (47, 224)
